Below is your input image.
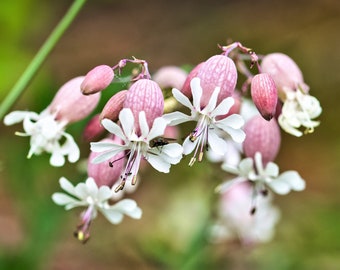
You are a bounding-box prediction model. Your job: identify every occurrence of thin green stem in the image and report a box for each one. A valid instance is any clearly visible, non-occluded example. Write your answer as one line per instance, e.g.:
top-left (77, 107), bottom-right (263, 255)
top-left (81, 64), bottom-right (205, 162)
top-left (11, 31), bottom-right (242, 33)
top-left (0, 0), bottom-right (87, 120)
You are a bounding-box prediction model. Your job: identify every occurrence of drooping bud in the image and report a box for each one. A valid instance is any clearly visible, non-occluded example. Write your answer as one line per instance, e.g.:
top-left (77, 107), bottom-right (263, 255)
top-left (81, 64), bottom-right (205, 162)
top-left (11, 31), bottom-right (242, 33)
top-left (87, 137), bottom-right (125, 187)
top-left (197, 55), bottom-right (237, 107)
top-left (152, 66), bottom-right (187, 90)
top-left (83, 114), bottom-right (106, 142)
top-left (243, 115), bottom-right (281, 165)
top-left (251, 73), bottom-right (278, 121)
top-left (261, 53), bottom-right (309, 97)
top-left (81, 65), bottom-right (114, 95)
top-left (100, 90), bottom-right (127, 121)
top-left (123, 79), bottom-right (164, 132)
top-left (49, 76), bottom-right (101, 124)
top-left (181, 62), bottom-right (204, 99)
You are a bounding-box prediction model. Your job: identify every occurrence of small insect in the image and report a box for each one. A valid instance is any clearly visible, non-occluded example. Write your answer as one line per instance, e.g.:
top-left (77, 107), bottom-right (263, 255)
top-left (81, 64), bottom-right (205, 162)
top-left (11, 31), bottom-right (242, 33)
top-left (149, 137), bottom-right (176, 148)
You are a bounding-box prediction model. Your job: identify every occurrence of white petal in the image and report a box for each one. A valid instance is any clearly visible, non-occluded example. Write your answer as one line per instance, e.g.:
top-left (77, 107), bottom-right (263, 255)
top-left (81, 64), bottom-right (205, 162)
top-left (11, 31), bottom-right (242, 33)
top-left (91, 148), bottom-right (125, 164)
top-left (139, 111), bottom-right (149, 137)
top-left (221, 126), bottom-right (246, 143)
top-left (52, 193), bottom-right (78, 206)
top-left (160, 143), bottom-right (183, 158)
top-left (90, 142), bottom-right (123, 152)
top-left (119, 108), bottom-right (135, 138)
top-left (97, 186), bottom-right (114, 201)
top-left (74, 182), bottom-right (90, 200)
top-left (265, 162), bottom-right (279, 177)
top-left (62, 133), bottom-right (80, 163)
top-left (113, 199), bottom-right (137, 212)
top-left (203, 86), bottom-right (220, 113)
top-left (101, 118), bottom-right (126, 140)
top-left (162, 111), bottom-right (192, 126)
top-left (267, 180), bottom-right (291, 195)
top-left (101, 209), bottom-right (124, 224)
top-left (182, 136), bottom-right (197, 155)
top-left (50, 151), bottom-right (66, 167)
top-left (147, 117), bottom-right (167, 140)
top-left (211, 97), bottom-right (234, 118)
top-left (172, 88), bottom-right (193, 110)
top-left (59, 177), bottom-right (76, 195)
top-left (207, 130), bottom-right (228, 155)
top-left (216, 114), bottom-right (245, 129)
top-left (3, 111), bottom-right (38, 125)
top-left (191, 77), bottom-right (203, 110)
top-left (125, 206), bottom-right (142, 219)
top-left (277, 171), bottom-right (306, 191)
top-left (22, 116), bottom-right (36, 134)
top-left (147, 154), bottom-right (171, 173)
top-left (215, 177), bottom-right (247, 193)
top-left (85, 177), bottom-right (99, 198)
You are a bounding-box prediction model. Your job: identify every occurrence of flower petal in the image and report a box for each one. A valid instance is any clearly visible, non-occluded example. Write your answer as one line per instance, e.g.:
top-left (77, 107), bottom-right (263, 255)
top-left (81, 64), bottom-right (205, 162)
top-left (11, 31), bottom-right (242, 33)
top-left (146, 154), bottom-right (171, 173)
top-left (215, 177), bottom-right (247, 193)
top-left (147, 117), bottom-right (167, 140)
top-left (162, 111), bottom-right (192, 126)
top-left (172, 88), bottom-right (193, 110)
top-left (59, 177), bottom-right (76, 196)
top-left (3, 111), bottom-right (38, 125)
top-left (119, 108), bottom-right (135, 137)
top-left (211, 97), bottom-right (234, 118)
top-left (203, 86), bottom-right (220, 113)
top-left (101, 118), bottom-right (126, 140)
top-left (100, 208), bottom-right (124, 224)
top-left (207, 130), bottom-right (228, 156)
top-left (52, 193), bottom-right (78, 206)
top-left (216, 114), bottom-right (245, 129)
top-left (139, 111), bottom-right (149, 138)
top-left (182, 136), bottom-right (198, 155)
top-left (191, 77), bottom-right (202, 110)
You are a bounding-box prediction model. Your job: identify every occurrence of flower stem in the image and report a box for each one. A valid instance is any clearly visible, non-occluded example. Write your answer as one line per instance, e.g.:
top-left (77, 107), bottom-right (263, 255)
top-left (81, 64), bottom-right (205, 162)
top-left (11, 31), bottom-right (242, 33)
top-left (0, 0), bottom-right (87, 120)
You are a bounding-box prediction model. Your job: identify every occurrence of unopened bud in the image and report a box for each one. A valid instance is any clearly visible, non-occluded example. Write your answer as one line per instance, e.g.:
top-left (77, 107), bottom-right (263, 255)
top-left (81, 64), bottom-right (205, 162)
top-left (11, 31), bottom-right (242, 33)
top-left (83, 114), bottom-right (106, 142)
top-left (124, 79), bottom-right (164, 132)
top-left (87, 137), bottom-right (125, 187)
top-left (152, 66), bottom-right (187, 90)
top-left (100, 90), bottom-right (127, 121)
top-left (243, 115), bottom-right (281, 165)
top-left (197, 55), bottom-right (237, 107)
top-left (261, 53), bottom-right (309, 96)
top-left (251, 73), bottom-right (278, 121)
top-left (181, 62), bottom-right (204, 99)
top-left (81, 65), bottom-right (114, 95)
top-left (49, 76), bottom-right (100, 124)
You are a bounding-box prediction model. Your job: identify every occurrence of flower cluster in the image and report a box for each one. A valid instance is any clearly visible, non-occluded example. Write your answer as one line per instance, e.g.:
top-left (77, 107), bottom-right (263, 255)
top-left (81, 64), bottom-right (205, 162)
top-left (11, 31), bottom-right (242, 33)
top-left (4, 41), bottom-right (322, 244)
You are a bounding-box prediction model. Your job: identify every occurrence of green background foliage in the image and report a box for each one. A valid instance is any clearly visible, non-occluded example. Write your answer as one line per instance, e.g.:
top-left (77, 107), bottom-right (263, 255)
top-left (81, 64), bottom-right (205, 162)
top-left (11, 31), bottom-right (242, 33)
top-left (0, 0), bottom-right (340, 269)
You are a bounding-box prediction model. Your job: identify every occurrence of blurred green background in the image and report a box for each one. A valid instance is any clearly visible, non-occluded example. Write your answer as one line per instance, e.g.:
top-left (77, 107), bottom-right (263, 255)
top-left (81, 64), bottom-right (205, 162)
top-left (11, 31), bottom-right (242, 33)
top-left (1, 0), bottom-right (340, 269)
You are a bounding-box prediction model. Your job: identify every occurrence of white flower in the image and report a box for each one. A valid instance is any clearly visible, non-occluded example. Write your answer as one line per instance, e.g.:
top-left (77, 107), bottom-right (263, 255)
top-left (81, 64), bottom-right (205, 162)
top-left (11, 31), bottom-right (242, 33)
top-left (210, 182), bottom-right (280, 245)
top-left (52, 177), bottom-right (142, 242)
top-left (90, 108), bottom-right (183, 191)
top-left (278, 89), bottom-right (322, 137)
top-left (3, 109), bottom-right (79, 167)
top-left (218, 152), bottom-right (306, 196)
top-left (163, 77), bottom-right (245, 166)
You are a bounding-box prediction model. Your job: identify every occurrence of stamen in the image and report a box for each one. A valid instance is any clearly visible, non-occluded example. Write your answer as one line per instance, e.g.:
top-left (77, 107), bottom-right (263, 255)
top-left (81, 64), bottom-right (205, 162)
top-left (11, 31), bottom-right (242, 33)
top-left (189, 157), bottom-right (196, 167)
top-left (131, 175), bottom-right (138, 185)
top-left (74, 206), bottom-right (93, 244)
top-left (198, 151), bottom-right (204, 162)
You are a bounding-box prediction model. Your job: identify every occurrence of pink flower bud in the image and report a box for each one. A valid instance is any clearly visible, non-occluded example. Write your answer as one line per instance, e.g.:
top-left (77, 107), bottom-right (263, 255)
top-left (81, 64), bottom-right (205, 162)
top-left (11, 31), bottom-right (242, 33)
top-left (251, 73), bottom-right (278, 121)
top-left (100, 90), bottom-right (127, 121)
top-left (87, 137), bottom-right (125, 187)
top-left (123, 79), bottom-right (164, 132)
top-left (152, 66), bottom-right (187, 90)
top-left (243, 115), bottom-right (281, 164)
top-left (181, 62), bottom-right (204, 99)
top-left (49, 76), bottom-right (100, 124)
top-left (83, 114), bottom-right (106, 142)
top-left (197, 55), bottom-right (237, 107)
top-left (261, 53), bottom-right (309, 96)
top-left (81, 65), bottom-right (114, 95)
